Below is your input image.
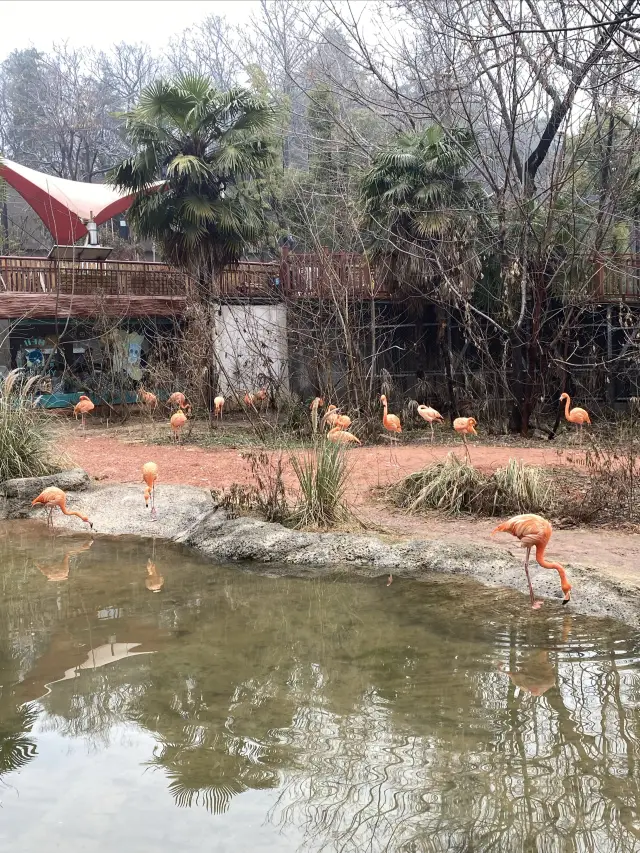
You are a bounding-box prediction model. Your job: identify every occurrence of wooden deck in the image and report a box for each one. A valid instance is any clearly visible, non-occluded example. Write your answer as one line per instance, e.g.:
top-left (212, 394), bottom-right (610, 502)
top-left (0, 252), bottom-right (636, 319)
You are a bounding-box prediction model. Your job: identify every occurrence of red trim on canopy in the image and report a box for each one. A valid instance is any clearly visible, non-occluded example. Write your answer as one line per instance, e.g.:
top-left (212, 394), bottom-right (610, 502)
top-left (0, 159), bottom-right (142, 244)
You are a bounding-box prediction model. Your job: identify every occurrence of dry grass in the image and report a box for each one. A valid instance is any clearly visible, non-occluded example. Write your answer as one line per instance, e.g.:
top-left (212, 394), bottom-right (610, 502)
top-left (391, 453), bottom-right (552, 517)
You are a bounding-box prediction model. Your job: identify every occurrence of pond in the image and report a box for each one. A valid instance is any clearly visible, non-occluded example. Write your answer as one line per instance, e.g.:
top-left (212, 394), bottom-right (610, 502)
top-left (0, 521), bottom-right (639, 852)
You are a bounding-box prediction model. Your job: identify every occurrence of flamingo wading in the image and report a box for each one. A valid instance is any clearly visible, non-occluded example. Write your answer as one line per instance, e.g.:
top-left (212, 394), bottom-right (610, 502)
top-left (492, 513), bottom-right (571, 609)
top-left (32, 487), bottom-right (93, 529)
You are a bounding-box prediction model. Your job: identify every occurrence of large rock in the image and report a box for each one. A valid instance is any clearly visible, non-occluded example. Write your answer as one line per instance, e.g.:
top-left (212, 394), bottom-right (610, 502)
top-left (0, 468), bottom-right (91, 518)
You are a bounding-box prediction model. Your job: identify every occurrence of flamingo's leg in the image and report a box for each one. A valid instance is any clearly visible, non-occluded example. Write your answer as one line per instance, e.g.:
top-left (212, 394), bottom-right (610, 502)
top-left (387, 574), bottom-right (393, 586)
top-left (430, 422), bottom-right (434, 444)
top-left (523, 547), bottom-right (542, 610)
top-left (150, 487), bottom-right (157, 521)
top-left (462, 434), bottom-right (470, 464)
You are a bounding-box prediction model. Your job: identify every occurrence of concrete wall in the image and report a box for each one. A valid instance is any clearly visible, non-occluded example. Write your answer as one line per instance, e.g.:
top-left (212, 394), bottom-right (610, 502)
top-left (215, 303), bottom-right (289, 397)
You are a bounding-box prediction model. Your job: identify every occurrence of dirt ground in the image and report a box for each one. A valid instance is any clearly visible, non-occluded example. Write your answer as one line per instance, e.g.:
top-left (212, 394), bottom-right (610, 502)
top-left (54, 418), bottom-right (640, 587)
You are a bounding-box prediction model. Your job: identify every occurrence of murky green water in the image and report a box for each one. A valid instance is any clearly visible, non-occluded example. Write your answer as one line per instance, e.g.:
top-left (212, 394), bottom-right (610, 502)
top-left (0, 522), bottom-right (639, 852)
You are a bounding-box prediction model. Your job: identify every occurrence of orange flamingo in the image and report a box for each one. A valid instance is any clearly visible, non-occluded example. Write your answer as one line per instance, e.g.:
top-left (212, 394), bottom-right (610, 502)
top-left (492, 513), bottom-right (571, 609)
top-left (453, 416), bottom-right (477, 463)
top-left (327, 426), bottom-right (361, 445)
top-left (417, 405), bottom-right (444, 443)
top-left (310, 397), bottom-right (324, 434)
top-left (256, 387), bottom-right (268, 411)
top-left (380, 394), bottom-right (402, 466)
top-left (73, 394), bottom-right (94, 432)
top-left (322, 404), bottom-right (339, 429)
top-left (560, 392), bottom-right (590, 444)
top-left (243, 390), bottom-right (256, 410)
top-left (145, 558), bottom-right (164, 593)
top-left (31, 487), bottom-right (93, 529)
top-left (167, 391), bottom-right (192, 414)
top-left (142, 461), bottom-right (158, 520)
top-left (214, 395), bottom-right (225, 419)
top-left (138, 387), bottom-right (158, 414)
top-left (170, 409), bottom-right (187, 443)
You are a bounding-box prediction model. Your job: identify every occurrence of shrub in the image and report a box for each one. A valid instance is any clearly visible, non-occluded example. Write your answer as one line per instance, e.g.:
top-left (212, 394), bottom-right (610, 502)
top-left (289, 441), bottom-right (350, 528)
top-left (0, 370), bottom-right (58, 482)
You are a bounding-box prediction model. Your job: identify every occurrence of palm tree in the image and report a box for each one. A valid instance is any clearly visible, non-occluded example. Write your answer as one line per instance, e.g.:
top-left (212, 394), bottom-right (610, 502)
top-left (360, 125), bottom-right (485, 298)
top-left (109, 74), bottom-right (277, 291)
top-left (360, 126), bottom-right (485, 419)
top-left (109, 75), bottom-right (277, 411)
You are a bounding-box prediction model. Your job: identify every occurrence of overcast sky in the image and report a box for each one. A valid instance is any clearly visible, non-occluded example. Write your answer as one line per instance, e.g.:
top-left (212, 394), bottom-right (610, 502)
top-left (0, 0), bottom-right (262, 59)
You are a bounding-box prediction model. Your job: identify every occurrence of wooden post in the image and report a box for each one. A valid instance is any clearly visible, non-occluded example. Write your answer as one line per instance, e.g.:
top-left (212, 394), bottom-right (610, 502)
top-left (607, 304), bottom-right (615, 406)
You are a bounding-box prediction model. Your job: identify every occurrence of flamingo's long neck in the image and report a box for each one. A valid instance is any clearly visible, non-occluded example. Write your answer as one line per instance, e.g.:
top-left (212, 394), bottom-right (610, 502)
top-left (535, 544), bottom-right (571, 594)
top-left (382, 400), bottom-right (388, 425)
top-left (59, 502), bottom-right (89, 524)
top-left (564, 395), bottom-right (572, 419)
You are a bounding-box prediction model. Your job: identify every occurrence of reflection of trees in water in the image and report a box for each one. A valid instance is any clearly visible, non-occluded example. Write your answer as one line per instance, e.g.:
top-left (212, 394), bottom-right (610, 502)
top-left (0, 704), bottom-right (38, 781)
top-left (0, 529), bottom-right (639, 851)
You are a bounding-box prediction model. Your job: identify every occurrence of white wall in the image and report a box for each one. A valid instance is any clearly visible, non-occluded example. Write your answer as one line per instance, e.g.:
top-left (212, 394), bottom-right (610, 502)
top-left (215, 304), bottom-right (289, 397)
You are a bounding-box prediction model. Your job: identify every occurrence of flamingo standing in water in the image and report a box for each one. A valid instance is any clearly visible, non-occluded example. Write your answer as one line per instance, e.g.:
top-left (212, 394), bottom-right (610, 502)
top-left (310, 397), bottom-right (324, 434)
top-left (31, 487), bottom-right (93, 529)
top-left (327, 426), bottom-right (361, 445)
top-left (214, 395), bottom-right (225, 419)
top-left (73, 395), bottom-right (94, 432)
top-left (492, 513), bottom-right (571, 609)
top-left (453, 416), bottom-right (477, 463)
top-left (170, 409), bottom-right (187, 443)
top-left (380, 395), bottom-right (402, 466)
top-left (560, 392), bottom-right (591, 444)
top-left (417, 405), bottom-right (444, 443)
top-left (167, 391), bottom-right (192, 414)
top-left (142, 461), bottom-right (158, 520)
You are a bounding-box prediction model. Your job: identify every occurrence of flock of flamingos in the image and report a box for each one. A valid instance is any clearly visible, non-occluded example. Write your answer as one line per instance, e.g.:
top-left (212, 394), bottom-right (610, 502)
top-left (28, 388), bottom-right (591, 610)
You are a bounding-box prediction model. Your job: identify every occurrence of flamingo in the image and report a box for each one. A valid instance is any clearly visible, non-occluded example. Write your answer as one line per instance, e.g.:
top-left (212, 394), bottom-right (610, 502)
top-left (138, 387), bottom-right (158, 414)
top-left (142, 461), bottom-right (158, 520)
top-left (73, 394), bottom-right (94, 432)
top-left (243, 390), bottom-right (257, 410)
top-left (214, 395), bottom-right (225, 419)
top-left (310, 397), bottom-right (324, 434)
top-left (380, 394), bottom-right (402, 466)
top-left (492, 513), bottom-right (571, 609)
top-left (417, 405), bottom-right (444, 443)
top-left (322, 404), bottom-right (339, 429)
top-left (453, 416), bottom-right (477, 463)
top-left (31, 487), bottom-right (93, 529)
top-left (170, 409), bottom-right (187, 443)
top-left (560, 392), bottom-right (590, 444)
top-left (145, 558), bottom-right (164, 593)
top-left (167, 391), bottom-right (192, 414)
top-left (498, 650), bottom-right (556, 697)
top-left (327, 426), bottom-right (361, 445)
top-left (256, 387), bottom-right (268, 412)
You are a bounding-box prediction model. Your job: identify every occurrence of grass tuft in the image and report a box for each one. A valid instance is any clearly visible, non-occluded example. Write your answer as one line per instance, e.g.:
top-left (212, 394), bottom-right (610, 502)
top-left (289, 441), bottom-right (351, 528)
top-left (391, 453), bottom-right (551, 517)
top-left (0, 370), bottom-right (58, 482)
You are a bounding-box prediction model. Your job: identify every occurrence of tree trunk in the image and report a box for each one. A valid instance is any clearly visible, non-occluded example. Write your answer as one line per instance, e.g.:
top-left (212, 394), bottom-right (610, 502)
top-left (437, 306), bottom-right (457, 421)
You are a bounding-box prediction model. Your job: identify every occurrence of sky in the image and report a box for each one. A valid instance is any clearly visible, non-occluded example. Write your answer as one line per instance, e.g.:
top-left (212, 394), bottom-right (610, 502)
top-left (0, 0), bottom-right (262, 59)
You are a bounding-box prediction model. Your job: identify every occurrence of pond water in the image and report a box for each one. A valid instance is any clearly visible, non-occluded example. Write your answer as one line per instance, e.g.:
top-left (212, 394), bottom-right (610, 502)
top-left (0, 521), bottom-right (639, 853)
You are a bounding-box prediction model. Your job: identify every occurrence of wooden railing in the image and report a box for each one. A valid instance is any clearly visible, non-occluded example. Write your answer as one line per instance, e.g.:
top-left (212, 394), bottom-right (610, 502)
top-left (0, 256), bottom-right (187, 297)
top-left (591, 254), bottom-right (640, 301)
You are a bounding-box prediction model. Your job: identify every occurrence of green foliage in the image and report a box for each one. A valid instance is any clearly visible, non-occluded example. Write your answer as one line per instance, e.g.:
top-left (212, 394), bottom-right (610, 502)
top-left (289, 442), bottom-right (350, 528)
top-left (0, 370), bottom-right (58, 482)
top-left (360, 125), bottom-right (486, 294)
top-left (109, 74), bottom-right (278, 276)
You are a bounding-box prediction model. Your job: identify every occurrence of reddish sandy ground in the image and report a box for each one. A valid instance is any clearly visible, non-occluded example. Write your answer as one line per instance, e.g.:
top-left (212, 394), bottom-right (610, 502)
top-left (56, 421), bottom-right (640, 584)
